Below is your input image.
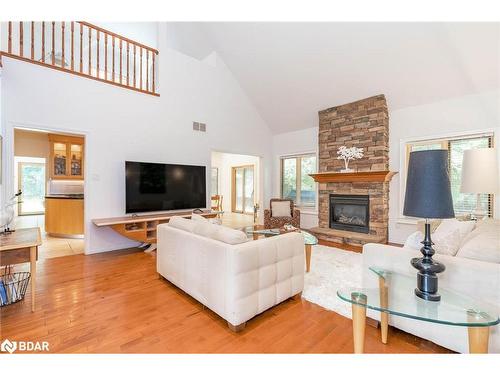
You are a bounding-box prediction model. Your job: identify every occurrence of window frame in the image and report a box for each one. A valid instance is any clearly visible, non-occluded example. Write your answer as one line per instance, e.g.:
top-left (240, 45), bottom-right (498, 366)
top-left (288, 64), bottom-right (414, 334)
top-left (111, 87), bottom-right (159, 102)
top-left (400, 131), bottom-right (495, 220)
top-left (280, 152), bottom-right (318, 210)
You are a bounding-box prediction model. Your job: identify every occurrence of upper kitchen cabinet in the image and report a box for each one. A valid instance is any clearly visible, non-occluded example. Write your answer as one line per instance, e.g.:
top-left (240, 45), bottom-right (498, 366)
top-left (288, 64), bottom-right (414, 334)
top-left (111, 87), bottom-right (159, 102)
top-left (48, 134), bottom-right (85, 180)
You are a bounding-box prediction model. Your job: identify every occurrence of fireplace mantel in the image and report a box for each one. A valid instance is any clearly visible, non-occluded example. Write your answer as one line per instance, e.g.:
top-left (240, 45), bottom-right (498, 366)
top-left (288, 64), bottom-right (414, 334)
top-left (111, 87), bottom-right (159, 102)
top-left (309, 171), bottom-right (397, 183)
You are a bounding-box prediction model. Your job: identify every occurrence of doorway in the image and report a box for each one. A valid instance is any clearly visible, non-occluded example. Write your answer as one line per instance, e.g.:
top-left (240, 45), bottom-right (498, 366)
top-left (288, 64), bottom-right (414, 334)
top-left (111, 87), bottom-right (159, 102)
top-left (211, 151), bottom-right (260, 228)
top-left (13, 128), bottom-right (85, 259)
top-left (232, 165), bottom-right (254, 214)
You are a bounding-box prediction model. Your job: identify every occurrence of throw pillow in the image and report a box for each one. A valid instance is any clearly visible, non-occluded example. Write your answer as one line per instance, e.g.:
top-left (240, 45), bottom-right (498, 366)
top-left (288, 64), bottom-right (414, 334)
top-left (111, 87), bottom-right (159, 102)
top-left (168, 217), bottom-right (196, 232)
top-left (404, 229), bottom-right (462, 256)
top-left (271, 201), bottom-right (292, 217)
top-left (211, 225), bottom-right (249, 245)
top-left (193, 221), bottom-right (218, 238)
top-left (434, 218), bottom-right (475, 246)
top-left (433, 228), bottom-right (462, 256)
top-left (404, 231), bottom-right (424, 250)
top-left (191, 213), bottom-right (208, 222)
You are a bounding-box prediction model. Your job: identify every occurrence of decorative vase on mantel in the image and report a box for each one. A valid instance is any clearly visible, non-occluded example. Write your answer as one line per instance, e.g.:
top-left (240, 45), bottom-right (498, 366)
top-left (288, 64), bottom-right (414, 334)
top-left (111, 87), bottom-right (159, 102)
top-left (341, 159), bottom-right (354, 173)
top-left (337, 146), bottom-right (364, 173)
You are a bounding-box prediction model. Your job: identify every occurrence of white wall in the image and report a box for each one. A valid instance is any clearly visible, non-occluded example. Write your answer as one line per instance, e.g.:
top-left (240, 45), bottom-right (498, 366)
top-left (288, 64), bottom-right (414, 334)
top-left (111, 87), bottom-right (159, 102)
top-left (1, 23), bottom-right (273, 254)
top-left (271, 90), bottom-right (500, 241)
top-left (211, 151), bottom-right (260, 215)
top-left (271, 126), bottom-right (318, 229)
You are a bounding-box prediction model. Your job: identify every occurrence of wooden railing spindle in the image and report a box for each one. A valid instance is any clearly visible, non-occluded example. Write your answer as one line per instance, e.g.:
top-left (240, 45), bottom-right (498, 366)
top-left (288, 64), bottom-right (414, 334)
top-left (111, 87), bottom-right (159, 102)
top-left (152, 52), bottom-right (155, 93)
top-left (140, 47), bottom-right (143, 90)
top-left (112, 36), bottom-right (115, 82)
top-left (133, 44), bottom-right (136, 88)
top-left (61, 22), bottom-right (65, 68)
top-left (146, 50), bottom-right (149, 91)
top-left (79, 23), bottom-right (83, 73)
top-left (8, 21), bottom-right (12, 53)
top-left (31, 22), bottom-right (34, 60)
top-left (120, 39), bottom-right (123, 84)
top-left (126, 42), bottom-right (130, 86)
top-left (88, 27), bottom-right (91, 75)
top-left (41, 22), bottom-right (45, 62)
top-left (71, 22), bottom-right (74, 71)
top-left (51, 22), bottom-right (55, 65)
top-left (96, 30), bottom-right (100, 78)
top-left (19, 22), bottom-right (24, 57)
top-left (104, 34), bottom-right (108, 80)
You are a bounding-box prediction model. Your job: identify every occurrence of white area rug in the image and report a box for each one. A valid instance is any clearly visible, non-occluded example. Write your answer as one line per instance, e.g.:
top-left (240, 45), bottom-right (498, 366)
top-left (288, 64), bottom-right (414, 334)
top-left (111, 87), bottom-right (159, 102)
top-left (302, 245), bottom-right (362, 319)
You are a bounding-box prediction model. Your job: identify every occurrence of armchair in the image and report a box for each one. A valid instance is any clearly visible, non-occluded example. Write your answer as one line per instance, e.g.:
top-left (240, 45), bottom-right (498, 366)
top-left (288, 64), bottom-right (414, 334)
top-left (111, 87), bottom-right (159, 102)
top-left (264, 199), bottom-right (301, 229)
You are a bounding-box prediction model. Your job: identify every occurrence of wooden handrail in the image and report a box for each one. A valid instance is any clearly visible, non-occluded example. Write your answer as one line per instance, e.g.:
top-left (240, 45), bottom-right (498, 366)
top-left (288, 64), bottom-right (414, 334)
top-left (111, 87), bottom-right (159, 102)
top-left (1, 21), bottom-right (159, 96)
top-left (78, 21), bottom-right (159, 54)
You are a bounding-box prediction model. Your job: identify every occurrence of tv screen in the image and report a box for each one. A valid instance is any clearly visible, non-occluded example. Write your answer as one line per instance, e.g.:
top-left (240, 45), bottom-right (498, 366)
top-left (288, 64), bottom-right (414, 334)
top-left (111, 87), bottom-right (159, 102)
top-left (125, 161), bottom-right (206, 213)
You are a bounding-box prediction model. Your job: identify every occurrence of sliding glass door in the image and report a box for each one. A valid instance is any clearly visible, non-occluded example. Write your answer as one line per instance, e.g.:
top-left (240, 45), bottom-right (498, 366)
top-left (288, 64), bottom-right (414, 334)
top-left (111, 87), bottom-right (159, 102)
top-left (232, 165), bottom-right (254, 214)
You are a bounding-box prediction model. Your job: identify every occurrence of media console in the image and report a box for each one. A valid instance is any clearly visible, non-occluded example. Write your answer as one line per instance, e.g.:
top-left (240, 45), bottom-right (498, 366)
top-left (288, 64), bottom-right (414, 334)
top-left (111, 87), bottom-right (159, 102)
top-left (92, 210), bottom-right (219, 251)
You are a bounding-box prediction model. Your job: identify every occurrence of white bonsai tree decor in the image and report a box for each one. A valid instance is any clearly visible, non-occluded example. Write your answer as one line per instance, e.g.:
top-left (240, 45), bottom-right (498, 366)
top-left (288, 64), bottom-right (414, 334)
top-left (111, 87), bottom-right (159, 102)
top-left (337, 146), bottom-right (364, 173)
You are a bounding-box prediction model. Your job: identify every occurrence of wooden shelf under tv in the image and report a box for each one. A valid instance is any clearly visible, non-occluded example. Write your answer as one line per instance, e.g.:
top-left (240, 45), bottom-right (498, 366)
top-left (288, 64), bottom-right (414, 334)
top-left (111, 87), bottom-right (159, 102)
top-left (92, 210), bottom-right (218, 244)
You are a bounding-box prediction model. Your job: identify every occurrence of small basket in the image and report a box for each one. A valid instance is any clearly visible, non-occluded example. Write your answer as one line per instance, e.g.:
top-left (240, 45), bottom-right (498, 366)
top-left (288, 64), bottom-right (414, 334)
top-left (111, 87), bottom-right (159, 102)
top-left (0, 269), bottom-right (31, 307)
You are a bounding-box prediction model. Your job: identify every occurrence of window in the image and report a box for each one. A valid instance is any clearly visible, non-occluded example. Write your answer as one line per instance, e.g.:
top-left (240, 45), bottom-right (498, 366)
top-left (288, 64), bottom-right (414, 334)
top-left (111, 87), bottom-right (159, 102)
top-left (405, 134), bottom-right (494, 217)
top-left (281, 154), bottom-right (317, 208)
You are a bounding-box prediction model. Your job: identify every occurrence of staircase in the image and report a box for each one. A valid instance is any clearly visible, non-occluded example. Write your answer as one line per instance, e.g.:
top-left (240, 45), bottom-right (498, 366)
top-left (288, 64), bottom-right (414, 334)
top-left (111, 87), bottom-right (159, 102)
top-left (0, 21), bottom-right (159, 96)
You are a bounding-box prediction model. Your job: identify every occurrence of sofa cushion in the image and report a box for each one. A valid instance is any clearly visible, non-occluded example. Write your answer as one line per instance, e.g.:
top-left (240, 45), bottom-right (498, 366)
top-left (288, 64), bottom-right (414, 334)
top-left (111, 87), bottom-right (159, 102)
top-left (168, 216), bottom-right (196, 232)
top-left (271, 201), bottom-right (291, 217)
top-left (211, 226), bottom-right (249, 245)
top-left (434, 218), bottom-right (476, 246)
top-left (456, 219), bottom-right (500, 263)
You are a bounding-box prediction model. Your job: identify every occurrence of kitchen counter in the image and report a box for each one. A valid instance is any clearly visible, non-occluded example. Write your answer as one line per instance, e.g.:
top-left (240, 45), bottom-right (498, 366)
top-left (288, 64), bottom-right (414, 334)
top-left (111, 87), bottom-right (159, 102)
top-left (45, 194), bottom-right (84, 200)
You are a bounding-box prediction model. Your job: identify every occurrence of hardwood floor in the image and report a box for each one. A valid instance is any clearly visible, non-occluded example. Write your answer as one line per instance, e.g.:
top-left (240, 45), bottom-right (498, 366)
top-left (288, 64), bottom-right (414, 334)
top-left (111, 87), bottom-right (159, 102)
top-left (0, 248), bottom-right (451, 354)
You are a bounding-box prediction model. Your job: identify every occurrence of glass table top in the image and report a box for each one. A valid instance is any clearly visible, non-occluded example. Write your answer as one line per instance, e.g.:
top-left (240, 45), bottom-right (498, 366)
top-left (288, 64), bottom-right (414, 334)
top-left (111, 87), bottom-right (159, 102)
top-left (242, 226), bottom-right (318, 245)
top-left (337, 267), bottom-right (500, 327)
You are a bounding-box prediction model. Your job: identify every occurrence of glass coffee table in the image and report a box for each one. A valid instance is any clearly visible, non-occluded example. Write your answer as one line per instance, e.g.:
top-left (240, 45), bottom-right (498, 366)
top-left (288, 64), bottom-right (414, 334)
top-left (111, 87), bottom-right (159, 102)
top-left (241, 225), bottom-right (318, 272)
top-left (337, 267), bottom-right (499, 353)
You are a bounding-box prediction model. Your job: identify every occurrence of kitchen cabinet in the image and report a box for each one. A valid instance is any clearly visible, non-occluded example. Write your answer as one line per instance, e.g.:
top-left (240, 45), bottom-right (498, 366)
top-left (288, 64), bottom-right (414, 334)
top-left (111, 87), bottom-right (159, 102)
top-left (45, 196), bottom-right (84, 236)
top-left (48, 134), bottom-right (84, 180)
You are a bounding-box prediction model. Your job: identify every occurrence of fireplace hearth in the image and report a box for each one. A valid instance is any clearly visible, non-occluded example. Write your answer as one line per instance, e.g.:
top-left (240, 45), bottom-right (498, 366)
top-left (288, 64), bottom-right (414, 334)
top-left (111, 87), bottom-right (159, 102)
top-left (329, 194), bottom-right (369, 234)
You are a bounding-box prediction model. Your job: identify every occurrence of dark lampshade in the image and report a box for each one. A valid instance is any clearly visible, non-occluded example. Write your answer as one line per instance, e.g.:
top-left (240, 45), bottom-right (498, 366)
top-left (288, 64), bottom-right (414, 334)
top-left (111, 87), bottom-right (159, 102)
top-left (403, 150), bottom-right (455, 219)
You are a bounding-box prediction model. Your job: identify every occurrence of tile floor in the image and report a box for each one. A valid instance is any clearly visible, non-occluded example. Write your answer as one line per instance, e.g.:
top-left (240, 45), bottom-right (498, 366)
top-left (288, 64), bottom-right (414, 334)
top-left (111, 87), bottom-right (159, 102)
top-left (13, 214), bottom-right (84, 260)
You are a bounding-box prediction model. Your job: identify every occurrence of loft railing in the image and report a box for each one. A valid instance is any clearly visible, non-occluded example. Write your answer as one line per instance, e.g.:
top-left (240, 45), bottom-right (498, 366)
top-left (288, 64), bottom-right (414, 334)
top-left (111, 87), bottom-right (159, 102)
top-left (1, 21), bottom-right (159, 96)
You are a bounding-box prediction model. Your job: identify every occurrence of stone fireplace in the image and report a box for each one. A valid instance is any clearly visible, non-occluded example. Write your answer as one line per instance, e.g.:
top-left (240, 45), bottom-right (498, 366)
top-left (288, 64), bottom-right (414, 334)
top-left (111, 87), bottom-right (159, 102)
top-left (310, 94), bottom-right (395, 246)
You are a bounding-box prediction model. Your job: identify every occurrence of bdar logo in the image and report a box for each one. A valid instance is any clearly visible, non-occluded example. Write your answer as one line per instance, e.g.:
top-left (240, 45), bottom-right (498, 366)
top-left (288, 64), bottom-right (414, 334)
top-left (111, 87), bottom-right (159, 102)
top-left (1, 339), bottom-right (17, 353)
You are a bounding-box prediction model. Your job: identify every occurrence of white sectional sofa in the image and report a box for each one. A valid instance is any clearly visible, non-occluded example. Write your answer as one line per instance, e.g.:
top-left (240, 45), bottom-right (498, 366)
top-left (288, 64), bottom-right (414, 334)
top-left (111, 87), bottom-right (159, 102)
top-left (157, 216), bottom-right (305, 331)
top-left (362, 219), bottom-right (500, 353)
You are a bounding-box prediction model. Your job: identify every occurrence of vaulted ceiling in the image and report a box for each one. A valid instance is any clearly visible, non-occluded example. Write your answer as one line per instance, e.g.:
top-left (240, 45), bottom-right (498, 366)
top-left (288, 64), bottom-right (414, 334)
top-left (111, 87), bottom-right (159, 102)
top-left (194, 22), bottom-right (499, 134)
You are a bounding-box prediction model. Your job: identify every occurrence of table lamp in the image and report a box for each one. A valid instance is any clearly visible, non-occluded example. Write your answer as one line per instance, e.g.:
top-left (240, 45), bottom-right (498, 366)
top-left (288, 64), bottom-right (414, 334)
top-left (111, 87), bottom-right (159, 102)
top-left (460, 148), bottom-right (499, 219)
top-left (403, 150), bottom-right (455, 301)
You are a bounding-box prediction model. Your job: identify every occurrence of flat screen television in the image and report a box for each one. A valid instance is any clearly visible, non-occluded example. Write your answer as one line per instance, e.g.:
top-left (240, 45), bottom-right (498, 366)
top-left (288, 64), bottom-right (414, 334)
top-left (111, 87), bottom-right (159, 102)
top-left (125, 161), bottom-right (206, 213)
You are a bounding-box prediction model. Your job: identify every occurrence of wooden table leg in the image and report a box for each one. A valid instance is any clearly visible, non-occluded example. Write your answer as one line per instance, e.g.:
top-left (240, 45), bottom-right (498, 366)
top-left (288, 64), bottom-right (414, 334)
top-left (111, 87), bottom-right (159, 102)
top-left (351, 292), bottom-right (367, 354)
top-left (305, 244), bottom-right (312, 272)
top-left (30, 246), bottom-right (36, 312)
top-left (468, 326), bottom-right (489, 353)
top-left (378, 276), bottom-right (389, 344)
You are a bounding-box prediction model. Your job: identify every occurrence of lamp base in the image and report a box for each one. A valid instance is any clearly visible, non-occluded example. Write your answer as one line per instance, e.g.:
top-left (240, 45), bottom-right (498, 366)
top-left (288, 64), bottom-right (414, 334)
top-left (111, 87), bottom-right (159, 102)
top-left (414, 288), bottom-right (441, 302)
top-left (412, 260), bottom-right (445, 302)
